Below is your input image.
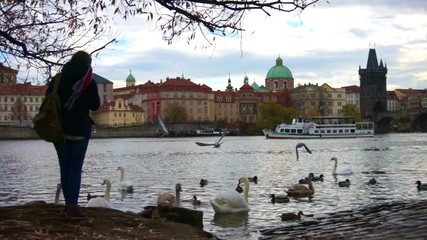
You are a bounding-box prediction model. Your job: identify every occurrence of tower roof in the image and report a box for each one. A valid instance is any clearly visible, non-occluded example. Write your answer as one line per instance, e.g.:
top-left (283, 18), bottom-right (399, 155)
top-left (126, 70), bottom-right (136, 82)
top-left (366, 48), bottom-right (379, 68)
top-left (266, 57), bottom-right (293, 79)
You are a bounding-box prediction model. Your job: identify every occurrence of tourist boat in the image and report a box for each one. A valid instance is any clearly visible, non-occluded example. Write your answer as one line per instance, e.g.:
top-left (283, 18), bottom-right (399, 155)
top-left (263, 116), bottom-right (375, 139)
top-left (195, 128), bottom-right (225, 136)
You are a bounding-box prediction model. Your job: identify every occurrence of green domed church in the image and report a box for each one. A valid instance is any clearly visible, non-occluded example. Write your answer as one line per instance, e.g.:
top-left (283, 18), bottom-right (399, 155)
top-left (126, 70), bottom-right (136, 87)
top-left (265, 56), bottom-right (294, 92)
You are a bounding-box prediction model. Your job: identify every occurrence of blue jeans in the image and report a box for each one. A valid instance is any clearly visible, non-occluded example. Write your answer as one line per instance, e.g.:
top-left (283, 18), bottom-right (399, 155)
top-left (54, 138), bottom-right (89, 205)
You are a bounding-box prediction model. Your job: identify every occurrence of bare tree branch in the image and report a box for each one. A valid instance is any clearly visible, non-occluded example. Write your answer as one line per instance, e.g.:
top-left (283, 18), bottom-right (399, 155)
top-left (0, 0), bottom-right (323, 83)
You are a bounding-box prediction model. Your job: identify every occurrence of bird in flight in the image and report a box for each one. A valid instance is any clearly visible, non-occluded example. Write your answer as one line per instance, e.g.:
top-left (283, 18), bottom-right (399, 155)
top-left (213, 129), bottom-right (227, 148)
top-left (195, 129), bottom-right (227, 148)
top-left (295, 142), bottom-right (312, 161)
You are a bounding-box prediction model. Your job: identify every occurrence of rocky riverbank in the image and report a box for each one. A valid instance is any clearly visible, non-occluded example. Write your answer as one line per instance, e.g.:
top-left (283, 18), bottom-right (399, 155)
top-left (260, 199), bottom-right (427, 240)
top-left (2, 199), bottom-right (426, 239)
top-left (0, 202), bottom-right (216, 240)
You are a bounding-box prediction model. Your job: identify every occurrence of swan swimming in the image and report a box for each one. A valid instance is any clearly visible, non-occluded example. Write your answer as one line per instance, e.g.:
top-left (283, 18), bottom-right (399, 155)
top-left (210, 177), bottom-right (250, 214)
top-left (117, 166), bottom-right (134, 193)
top-left (330, 157), bottom-right (353, 175)
top-left (286, 173), bottom-right (314, 199)
top-left (86, 179), bottom-right (112, 208)
top-left (296, 142), bottom-right (312, 161)
top-left (157, 183), bottom-right (182, 207)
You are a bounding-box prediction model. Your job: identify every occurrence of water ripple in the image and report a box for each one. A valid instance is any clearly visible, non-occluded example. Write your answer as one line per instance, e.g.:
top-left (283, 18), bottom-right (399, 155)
top-left (0, 133), bottom-right (426, 239)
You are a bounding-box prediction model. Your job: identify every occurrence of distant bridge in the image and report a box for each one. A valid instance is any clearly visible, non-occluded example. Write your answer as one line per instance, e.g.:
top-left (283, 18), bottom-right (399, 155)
top-left (375, 108), bottom-right (427, 133)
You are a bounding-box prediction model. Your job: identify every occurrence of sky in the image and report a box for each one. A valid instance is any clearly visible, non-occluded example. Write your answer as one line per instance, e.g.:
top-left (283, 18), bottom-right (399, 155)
top-left (69, 0), bottom-right (427, 91)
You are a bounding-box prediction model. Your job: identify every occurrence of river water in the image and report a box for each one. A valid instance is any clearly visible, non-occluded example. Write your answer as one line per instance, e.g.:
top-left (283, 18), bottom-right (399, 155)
top-left (0, 134), bottom-right (426, 239)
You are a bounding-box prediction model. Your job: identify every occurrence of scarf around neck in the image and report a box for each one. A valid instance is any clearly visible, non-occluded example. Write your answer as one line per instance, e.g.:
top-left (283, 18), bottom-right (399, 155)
top-left (64, 67), bottom-right (93, 110)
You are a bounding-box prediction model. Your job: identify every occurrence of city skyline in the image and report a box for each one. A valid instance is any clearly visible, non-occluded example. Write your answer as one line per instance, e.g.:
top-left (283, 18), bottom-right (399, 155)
top-left (17, 0), bottom-right (427, 92)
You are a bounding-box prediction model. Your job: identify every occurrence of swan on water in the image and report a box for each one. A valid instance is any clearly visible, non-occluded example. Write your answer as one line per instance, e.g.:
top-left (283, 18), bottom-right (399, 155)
top-left (210, 177), bottom-right (250, 214)
top-left (86, 179), bottom-right (112, 208)
top-left (286, 173), bottom-right (314, 199)
top-left (157, 183), bottom-right (182, 207)
top-left (117, 166), bottom-right (134, 193)
top-left (296, 142), bottom-right (312, 161)
top-left (330, 157), bottom-right (353, 175)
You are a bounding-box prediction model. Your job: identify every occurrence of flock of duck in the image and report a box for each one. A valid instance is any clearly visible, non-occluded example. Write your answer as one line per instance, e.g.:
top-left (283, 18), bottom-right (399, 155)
top-left (53, 142), bottom-right (427, 223)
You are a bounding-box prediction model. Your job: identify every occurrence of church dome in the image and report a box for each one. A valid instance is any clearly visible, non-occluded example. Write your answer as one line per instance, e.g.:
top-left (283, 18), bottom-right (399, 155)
top-left (126, 71), bottom-right (135, 82)
top-left (266, 57), bottom-right (293, 79)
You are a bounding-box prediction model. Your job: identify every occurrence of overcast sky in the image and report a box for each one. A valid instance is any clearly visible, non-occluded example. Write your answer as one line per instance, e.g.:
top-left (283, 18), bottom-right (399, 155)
top-left (87, 0), bottom-right (427, 91)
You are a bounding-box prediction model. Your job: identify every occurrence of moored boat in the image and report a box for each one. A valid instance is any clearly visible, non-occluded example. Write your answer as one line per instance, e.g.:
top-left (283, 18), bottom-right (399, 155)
top-left (263, 116), bottom-right (374, 139)
top-left (195, 128), bottom-right (229, 136)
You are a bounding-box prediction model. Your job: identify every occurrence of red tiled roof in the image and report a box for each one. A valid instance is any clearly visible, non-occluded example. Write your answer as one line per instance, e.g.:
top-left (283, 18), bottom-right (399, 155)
top-left (0, 83), bottom-right (47, 95)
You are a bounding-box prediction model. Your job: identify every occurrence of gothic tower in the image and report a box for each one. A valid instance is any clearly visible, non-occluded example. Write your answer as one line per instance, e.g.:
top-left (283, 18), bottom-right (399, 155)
top-left (359, 48), bottom-right (387, 119)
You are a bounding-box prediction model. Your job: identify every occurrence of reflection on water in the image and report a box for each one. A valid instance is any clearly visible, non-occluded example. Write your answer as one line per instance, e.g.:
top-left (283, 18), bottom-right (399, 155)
top-left (213, 212), bottom-right (249, 228)
top-left (0, 133), bottom-right (426, 239)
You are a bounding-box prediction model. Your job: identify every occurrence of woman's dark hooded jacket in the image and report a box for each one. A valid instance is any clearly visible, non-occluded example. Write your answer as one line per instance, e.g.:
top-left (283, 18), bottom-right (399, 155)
top-left (47, 62), bottom-right (100, 138)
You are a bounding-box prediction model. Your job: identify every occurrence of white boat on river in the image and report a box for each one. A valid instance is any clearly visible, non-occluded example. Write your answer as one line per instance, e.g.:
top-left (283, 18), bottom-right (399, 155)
top-left (263, 116), bottom-right (374, 139)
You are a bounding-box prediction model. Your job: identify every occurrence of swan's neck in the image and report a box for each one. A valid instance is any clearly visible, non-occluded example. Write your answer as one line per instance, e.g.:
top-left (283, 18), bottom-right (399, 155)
top-left (333, 160), bottom-right (338, 174)
top-left (104, 181), bottom-right (111, 202)
top-left (241, 178), bottom-right (250, 203)
top-left (308, 177), bottom-right (314, 194)
top-left (119, 169), bottom-right (125, 182)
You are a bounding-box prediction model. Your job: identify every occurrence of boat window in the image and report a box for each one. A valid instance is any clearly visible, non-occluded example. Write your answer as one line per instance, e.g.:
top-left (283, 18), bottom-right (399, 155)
top-left (285, 129), bottom-right (290, 133)
top-left (291, 129), bottom-right (296, 133)
top-left (321, 130), bottom-right (325, 133)
top-left (280, 129), bottom-right (284, 133)
top-left (314, 130), bottom-right (319, 133)
top-left (339, 130), bottom-right (343, 133)
top-left (297, 129), bottom-right (302, 133)
top-left (327, 130), bottom-right (331, 133)
top-left (351, 129), bottom-right (355, 133)
top-left (333, 130), bottom-right (337, 133)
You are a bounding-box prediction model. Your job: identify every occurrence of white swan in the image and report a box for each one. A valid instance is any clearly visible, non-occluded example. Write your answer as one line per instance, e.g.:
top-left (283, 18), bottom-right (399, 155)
top-left (330, 157), bottom-right (353, 175)
top-left (157, 183), bottom-right (182, 207)
top-left (117, 166), bottom-right (134, 193)
top-left (210, 177), bottom-right (250, 214)
top-left (86, 179), bottom-right (112, 208)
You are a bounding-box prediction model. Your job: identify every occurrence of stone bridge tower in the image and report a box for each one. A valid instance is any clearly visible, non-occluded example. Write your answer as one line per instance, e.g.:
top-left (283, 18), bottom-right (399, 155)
top-left (359, 48), bottom-right (388, 119)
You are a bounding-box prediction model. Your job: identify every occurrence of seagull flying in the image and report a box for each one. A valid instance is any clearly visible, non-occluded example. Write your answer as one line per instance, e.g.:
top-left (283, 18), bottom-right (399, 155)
top-left (213, 129), bottom-right (227, 148)
top-left (295, 142), bottom-right (312, 161)
top-left (195, 129), bottom-right (227, 148)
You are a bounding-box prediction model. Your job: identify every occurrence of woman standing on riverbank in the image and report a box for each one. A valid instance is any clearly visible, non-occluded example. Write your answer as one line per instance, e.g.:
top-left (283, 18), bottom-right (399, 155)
top-left (47, 51), bottom-right (100, 217)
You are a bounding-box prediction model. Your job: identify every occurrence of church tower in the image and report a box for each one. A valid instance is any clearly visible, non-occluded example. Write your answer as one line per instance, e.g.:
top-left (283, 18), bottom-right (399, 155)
top-left (126, 70), bottom-right (136, 87)
top-left (359, 48), bottom-right (387, 119)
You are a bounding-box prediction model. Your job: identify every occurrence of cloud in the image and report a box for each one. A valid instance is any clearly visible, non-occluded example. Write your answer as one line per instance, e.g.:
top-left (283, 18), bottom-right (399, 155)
top-left (21, 0), bottom-right (427, 92)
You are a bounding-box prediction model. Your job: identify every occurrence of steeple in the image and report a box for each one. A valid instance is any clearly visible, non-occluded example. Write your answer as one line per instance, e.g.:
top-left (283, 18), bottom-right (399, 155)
top-left (366, 48), bottom-right (379, 69)
top-left (244, 74), bottom-right (249, 84)
top-left (226, 73), bottom-right (233, 91)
